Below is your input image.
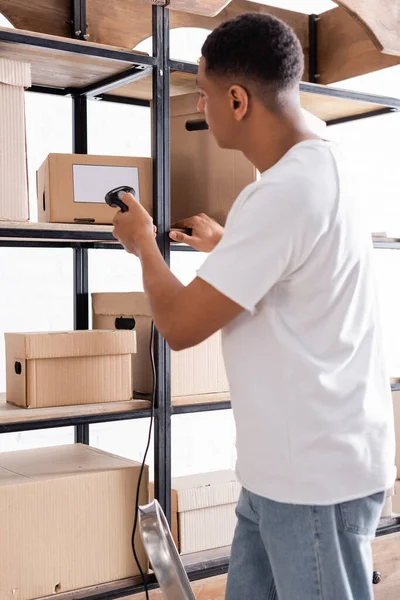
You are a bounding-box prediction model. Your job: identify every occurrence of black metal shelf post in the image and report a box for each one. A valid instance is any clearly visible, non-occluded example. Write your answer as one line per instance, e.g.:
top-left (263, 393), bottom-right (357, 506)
top-left (72, 5), bottom-right (90, 445)
top-left (308, 14), bottom-right (319, 84)
top-left (71, 0), bottom-right (88, 41)
top-left (152, 4), bottom-right (172, 526)
top-left (73, 245), bottom-right (90, 445)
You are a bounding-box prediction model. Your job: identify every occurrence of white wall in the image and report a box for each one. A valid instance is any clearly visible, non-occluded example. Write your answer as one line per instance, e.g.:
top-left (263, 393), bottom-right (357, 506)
top-left (328, 112), bottom-right (400, 376)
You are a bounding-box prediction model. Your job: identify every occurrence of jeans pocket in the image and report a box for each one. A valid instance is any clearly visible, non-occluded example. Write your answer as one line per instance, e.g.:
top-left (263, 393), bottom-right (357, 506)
top-left (337, 491), bottom-right (385, 536)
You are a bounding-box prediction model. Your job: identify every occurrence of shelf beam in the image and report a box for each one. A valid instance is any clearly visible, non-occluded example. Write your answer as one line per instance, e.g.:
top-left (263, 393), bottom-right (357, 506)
top-left (0, 400), bottom-right (150, 434)
top-left (0, 28), bottom-right (155, 66)
top-left (300, 82), bottom-right (400, 110)
top-left (79, 65), bottom-right (153, 98)
top-left (326, 107), bottom-right (397, 126)
top-left (172, 401), bottom-right (231, 415)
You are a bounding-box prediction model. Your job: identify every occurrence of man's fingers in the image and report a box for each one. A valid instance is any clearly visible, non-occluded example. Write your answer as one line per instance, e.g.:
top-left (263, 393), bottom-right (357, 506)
top-left (121, 192), bottom-right (136, 205)
top-left (121, 192), bottom-right (146, 213)
top-left (171, 217), bottom-right (198, 229)
top-left (169, 230), bottom-right (195, 245)
top-left (169, 230), bottom-right (188, 242)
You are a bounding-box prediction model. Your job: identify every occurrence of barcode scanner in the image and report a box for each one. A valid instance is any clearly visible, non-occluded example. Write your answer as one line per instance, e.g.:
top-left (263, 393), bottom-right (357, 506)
top-left (105, 185), bottom-right (192, 238)
top-left (105, 186), bottom-right (135, 213)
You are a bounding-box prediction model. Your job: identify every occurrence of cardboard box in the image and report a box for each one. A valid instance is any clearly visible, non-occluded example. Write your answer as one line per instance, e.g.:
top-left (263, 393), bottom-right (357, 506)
top-left (167, 470), bottom-right (240, 555)
top-left (392, 390), bottom-right (400, 471)
top-left (0, 58), bottom-right (31, 221)
top-left (5, 329), bottom-right (136, 408)
top-left (393, 480), bottom-right (400, 515)
top-left (0, 444), bottom-right (148, 600)
top-left (381, 496), bottom-right (393, 518)
top-left (92, 292), bottom-right (229, 398)
top-left (37, 153), bottom-right (152, 224)
top-left (170, 93), bottom-right (257, 225)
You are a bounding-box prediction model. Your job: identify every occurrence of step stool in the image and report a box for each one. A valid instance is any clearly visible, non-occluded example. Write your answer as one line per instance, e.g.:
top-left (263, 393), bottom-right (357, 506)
top-left (139, 499), bottom-right (196, 600)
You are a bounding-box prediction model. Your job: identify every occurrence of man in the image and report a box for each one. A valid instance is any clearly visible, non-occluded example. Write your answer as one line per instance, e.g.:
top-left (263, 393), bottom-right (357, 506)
top-left (113, 13), bottom-right (395, 600)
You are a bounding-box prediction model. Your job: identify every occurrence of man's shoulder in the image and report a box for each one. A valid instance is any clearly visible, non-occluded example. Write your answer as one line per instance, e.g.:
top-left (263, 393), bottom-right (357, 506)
top-left (226, 142), bottom-right (340, 229)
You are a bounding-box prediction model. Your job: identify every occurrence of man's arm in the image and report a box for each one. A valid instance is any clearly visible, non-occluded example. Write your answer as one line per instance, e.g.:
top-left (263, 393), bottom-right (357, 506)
top-left (112, 195), bottom-right (243, 350)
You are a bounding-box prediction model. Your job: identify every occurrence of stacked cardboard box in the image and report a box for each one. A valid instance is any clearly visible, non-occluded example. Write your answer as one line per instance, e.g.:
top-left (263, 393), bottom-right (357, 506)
top-left (391, 390), bottom-right (400, 514)
top-left (170, 93), bottom-right (257, 226)
top-left (5, 330), bottom-right (136, 408)
top-left (0, 444), bottom-right (148, 600)
top-left (151, 470), bottom-right (240, 555)
top-left (0, 58), bottom-right (30, 221)
top-left (92, 292), bottom-right (229, 401)
top-left (37, 153), bottom-right (152, 224)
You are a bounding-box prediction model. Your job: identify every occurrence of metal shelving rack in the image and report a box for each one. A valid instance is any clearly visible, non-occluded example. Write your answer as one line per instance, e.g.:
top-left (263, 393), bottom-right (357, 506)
top-left (1, 1), bottom-right (400, 598)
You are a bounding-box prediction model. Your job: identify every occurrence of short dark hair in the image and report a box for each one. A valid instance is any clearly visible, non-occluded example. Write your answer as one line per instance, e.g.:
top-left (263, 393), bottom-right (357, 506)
top-left (201, 13), bottom-right (304, 93)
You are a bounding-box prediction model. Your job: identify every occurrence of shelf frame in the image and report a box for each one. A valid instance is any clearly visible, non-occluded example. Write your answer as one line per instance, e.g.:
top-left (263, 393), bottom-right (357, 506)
top-left (0, 3), bottom-right (400, 599)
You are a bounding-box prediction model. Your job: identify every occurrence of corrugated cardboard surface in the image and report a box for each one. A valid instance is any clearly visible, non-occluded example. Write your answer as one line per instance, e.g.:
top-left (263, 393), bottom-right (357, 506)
top-left (170, 93), bottom-right (256, 225)
top-left (92, 292), bottom-right (229, 397)
top-left (37, 153), bottom-right (152, 224)
top-left (0, 58), bottom-right (30, 221)
top-left (0, 444), bottom-right (148, 600)
top-left (5, 330), bottom-right (136, 408)
top-left (93, 292), bottom-right (153, 395)
top-left (393, 480), bottom-right (400, 514)
top-left (392, 391), bottom-right (400, 472)
top-left (381, 496), bottom-right (393, 518)
top-left (173, 470), bottom-right (240, 512)
top-left (172, 470), bottom-right (240, 555)
top-left (172, 336), bottom-right (227, 397)
top-left (180, 504), bottom-right (238, 554)
top-left (5, 329), bottom-right (136, 359)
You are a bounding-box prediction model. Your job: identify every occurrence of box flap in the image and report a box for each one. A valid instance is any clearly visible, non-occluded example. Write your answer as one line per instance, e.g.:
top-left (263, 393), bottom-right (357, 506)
top-left (0, 444), bottom-right (142, 484)
top-left (0, 58), bottom-right (31, 88)
top-left (0, 465), bottom-right (28, 487)
top-left (92, 292), bottom-right (152, 318)
top-left (172, 470), bottom-right (240, 512)
top-left (4, 330), bottom-right (136, 359)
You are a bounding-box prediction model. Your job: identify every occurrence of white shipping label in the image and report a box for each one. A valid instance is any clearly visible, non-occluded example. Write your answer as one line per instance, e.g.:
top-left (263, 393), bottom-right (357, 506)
top-left (72, 164), bottom-right (140, 204)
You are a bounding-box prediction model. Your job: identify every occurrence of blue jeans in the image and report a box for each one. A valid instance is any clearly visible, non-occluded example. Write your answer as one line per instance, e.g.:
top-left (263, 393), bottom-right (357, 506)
top-left (226, 488), bottom-right (385, 600)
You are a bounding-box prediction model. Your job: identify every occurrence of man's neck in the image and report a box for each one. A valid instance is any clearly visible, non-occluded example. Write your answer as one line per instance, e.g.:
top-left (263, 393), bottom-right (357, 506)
top-left (240, 107), bottom-right (321, 174)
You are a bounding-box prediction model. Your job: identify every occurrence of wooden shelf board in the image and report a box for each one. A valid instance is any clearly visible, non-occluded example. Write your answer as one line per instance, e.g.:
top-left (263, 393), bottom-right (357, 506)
top-left (0, 221), bottom-right (118, 243)
top-left (110, 71), bottom-right (388, 122)
top-left (301, 91), bottom-right (384, 122)
top-left (0, 221), bottom-right (114, 232)
top-left (0, 26), bottom-right (394, 123)
top-left (37, 576), bottom-right (144, 600)
top-left (0, 26), bottom-right (149, 90)
top-left (172, 392), bottom-right (230, 407)
top-left (108, 70), bottom-right (195, 100)
top-left (181, 545), bottom-right (231, 569)
top-left (0, 393), bottom-right (151, 426)
top-left (35, 548), bottom-right (230, 599)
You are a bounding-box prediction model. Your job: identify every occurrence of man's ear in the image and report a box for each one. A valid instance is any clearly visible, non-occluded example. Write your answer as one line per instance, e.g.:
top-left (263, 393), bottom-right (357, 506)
top-left (229, 85), bottom-right (249, 120)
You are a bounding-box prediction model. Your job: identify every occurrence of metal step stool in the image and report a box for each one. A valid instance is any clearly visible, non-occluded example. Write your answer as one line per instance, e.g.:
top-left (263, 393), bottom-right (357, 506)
top-left (139, 499), bottom-right (196, 600)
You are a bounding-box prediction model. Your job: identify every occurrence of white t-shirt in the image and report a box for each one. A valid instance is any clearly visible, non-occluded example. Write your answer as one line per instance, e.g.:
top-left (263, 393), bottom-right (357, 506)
top-left (198, 139), bottom-right (395, 505)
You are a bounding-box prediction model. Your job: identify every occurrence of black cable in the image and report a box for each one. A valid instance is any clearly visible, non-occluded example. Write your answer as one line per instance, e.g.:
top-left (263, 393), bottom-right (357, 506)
top-left (131, 321), bottom-right (156, 600)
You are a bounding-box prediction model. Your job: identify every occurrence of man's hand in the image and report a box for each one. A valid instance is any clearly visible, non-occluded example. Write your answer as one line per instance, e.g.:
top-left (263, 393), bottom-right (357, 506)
top-left (169, 213), bottom-right (224, 252)
top-left (112, 193), bottom-right (156, 256)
